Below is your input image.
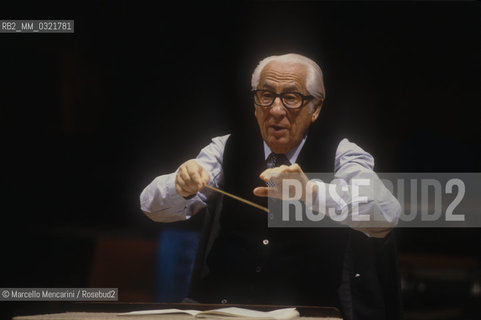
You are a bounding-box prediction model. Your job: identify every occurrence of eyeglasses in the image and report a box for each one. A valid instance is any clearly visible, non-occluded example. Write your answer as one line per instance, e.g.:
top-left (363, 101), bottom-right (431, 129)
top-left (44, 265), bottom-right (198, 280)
top-left (252, 89), bottom-right (314, 109)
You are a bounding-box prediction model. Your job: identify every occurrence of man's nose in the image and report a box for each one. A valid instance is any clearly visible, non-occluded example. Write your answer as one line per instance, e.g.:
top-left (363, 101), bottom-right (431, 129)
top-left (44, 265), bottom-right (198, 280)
top-left (269, 97), bottom-right (287, 117)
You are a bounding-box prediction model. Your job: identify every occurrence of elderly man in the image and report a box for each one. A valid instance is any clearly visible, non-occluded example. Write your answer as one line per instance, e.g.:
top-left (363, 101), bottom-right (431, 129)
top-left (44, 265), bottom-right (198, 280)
top-left (140, 54), bottom-right (402, 319)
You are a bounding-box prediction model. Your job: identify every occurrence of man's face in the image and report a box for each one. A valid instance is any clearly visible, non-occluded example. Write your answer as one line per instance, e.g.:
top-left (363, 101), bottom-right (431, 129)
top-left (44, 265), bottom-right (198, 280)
top-left (254, 61), bottom-right (321, 154)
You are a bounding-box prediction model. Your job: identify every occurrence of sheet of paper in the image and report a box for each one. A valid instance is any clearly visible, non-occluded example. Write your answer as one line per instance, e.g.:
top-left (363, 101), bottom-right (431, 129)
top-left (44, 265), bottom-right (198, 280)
top-left (118, 309), bottom-right (200, 316)
top-left (196, 307), bottom-right (299, 319)
top-left (118, 307), bottom-right (299, 319)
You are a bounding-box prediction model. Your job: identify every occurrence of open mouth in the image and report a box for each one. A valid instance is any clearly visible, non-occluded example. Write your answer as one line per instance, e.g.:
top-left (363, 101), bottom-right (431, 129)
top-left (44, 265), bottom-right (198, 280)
top-left (269, 125), bottom-right (288, 137)
top-left (270, 125), bottom-right (287, 131)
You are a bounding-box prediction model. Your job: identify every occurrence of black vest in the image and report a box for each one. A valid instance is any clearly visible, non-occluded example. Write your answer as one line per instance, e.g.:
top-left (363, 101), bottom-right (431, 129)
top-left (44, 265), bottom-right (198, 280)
top-left (190, 125), bottom-right (351, 307)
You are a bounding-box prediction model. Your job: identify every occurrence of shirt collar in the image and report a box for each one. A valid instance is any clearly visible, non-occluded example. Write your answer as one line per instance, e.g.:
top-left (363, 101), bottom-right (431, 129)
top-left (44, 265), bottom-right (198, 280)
top-left (263, 135), bottom-right (307, 164)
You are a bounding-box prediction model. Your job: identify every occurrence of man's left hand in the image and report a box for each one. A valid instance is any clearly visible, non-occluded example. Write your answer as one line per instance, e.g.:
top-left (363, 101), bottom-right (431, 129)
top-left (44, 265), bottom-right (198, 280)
top-left (253, 163), bottom-right (309, 200)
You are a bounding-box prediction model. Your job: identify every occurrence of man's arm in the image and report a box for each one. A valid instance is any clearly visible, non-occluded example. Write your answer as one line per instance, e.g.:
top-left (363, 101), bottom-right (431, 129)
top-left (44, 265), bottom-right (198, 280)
top-left (311, 138), bottom-right (401, 237)
top-left (254, 138), bottom-right (401, 238)
top-left (139, 134), bottom-right (230, 222)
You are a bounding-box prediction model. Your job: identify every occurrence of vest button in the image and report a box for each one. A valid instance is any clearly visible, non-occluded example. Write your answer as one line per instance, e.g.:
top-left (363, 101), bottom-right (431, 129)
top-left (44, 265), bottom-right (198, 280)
top-left (262, 239), bottom-right (269, 245)
top-left (221, 298), bottom-right (228, 304)
top-left (255, 266), bottom-right (262, 273)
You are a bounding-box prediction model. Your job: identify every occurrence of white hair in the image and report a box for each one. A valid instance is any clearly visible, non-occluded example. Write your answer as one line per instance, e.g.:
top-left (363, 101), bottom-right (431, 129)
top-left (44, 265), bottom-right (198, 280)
top-left (251, 53), bottom-right (325, 110)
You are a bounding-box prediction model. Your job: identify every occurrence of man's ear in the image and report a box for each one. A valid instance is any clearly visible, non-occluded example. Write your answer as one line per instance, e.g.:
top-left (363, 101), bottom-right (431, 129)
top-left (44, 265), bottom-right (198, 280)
top-left (311, 100), bottom-right (323, 123)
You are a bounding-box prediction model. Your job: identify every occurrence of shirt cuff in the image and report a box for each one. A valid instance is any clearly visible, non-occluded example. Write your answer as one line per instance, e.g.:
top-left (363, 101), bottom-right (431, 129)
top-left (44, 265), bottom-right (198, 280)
top-left (164, 170), bottom-right (189, 212)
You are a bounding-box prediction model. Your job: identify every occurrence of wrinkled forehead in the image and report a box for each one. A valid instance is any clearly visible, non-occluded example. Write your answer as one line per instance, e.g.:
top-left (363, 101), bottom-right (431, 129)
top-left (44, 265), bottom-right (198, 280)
top-left (258, 61), bottom-right (308, 91)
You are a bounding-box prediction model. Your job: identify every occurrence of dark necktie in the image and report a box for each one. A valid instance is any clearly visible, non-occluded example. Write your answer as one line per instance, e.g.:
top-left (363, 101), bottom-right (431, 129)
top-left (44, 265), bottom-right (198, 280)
top-left (266, 153), bottom-right (291, 169)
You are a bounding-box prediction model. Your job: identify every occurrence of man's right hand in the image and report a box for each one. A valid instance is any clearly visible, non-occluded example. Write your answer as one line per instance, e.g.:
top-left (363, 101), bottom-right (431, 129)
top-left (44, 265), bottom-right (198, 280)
top-left (175, 159), bottom-right (210, 198)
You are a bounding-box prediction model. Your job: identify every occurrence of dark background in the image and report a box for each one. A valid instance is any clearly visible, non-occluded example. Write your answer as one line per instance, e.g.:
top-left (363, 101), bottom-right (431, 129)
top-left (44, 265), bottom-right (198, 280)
top-left (1, 1), bottom-right (480, 318)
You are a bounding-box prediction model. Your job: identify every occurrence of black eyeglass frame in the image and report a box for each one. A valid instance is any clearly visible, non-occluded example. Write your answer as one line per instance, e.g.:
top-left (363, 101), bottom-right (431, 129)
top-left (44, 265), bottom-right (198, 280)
top-left (251, 89), bottom-right (314, 109)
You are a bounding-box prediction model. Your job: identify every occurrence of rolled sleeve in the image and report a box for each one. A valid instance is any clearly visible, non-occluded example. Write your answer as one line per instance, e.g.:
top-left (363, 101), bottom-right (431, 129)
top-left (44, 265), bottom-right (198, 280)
top-left (335, 139), bottom-right (401, 236)
top-left (139, 134), bottom-right (230, 223)
top-left (140, 171), bottom-right (189, 222)
top-left (306, 138), bottom-right (401, 237)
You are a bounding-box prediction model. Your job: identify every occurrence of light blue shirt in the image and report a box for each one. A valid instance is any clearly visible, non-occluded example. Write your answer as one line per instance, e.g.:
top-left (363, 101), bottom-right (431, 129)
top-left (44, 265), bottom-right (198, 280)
top-left (140, 134), bottom-right (401, 236)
